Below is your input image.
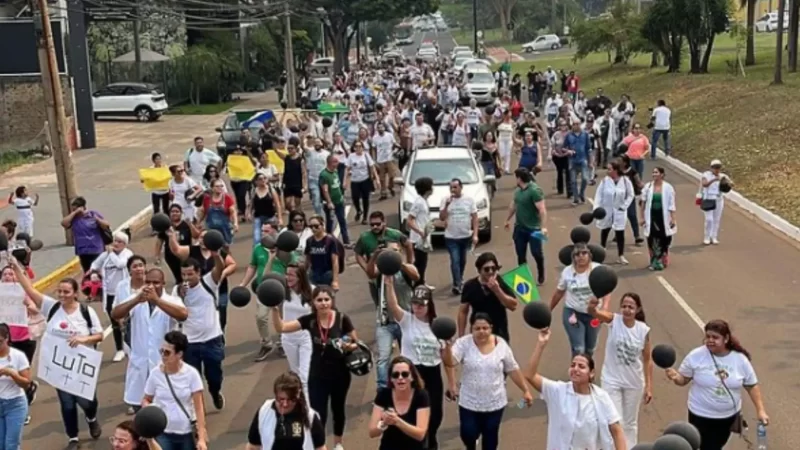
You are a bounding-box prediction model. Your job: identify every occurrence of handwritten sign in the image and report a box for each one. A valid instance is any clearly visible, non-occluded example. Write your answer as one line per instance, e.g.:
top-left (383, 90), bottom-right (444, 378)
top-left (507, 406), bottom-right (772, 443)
top-left (0, 283), bottom-right (27, 326)
top-left (37, 334), bottom-right (102, 400)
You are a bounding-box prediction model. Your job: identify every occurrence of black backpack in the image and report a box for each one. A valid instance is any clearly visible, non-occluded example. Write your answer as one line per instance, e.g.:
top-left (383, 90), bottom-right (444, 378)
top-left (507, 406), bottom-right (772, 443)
top-left (47, 303), bottom-right (97, 348)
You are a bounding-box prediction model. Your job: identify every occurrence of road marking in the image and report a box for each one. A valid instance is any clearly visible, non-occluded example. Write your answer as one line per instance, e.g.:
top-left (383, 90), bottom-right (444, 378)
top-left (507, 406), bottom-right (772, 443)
top-left (103, 326), bottom-right (113, 339)
top-left (656, 276), bottom-right (705, 330)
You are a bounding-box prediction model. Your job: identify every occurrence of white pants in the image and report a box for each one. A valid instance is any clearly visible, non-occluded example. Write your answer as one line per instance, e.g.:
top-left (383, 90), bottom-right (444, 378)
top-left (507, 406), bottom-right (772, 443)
top-left (604, 384), bottom-right (643, 449)
top-left (281, 332), bottom-right (312, 403)
top-left (498, 139), bottom-right (513, 173)
top-left (703, 197), bottom-right (724, 241)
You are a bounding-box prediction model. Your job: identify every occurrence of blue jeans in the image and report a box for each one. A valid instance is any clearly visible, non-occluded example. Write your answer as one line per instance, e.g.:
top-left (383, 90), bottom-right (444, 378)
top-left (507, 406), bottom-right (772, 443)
top-left (184, 336), bottom-right (225, 396)
top-left (308, 182), bottom-right (324, 216)
top-left (56, 389), bottom-right (98, 439)
top-left (156, 432), bottom-right (195, 450)
top-left (459, 406), bottom-right (505, 450)
top-left (569, 160), bottom-right (590, 202)
top-left (445, 237), bottom-right (471, 287)
top-left (562, 307), bottom-right (601, 357)
top-left (309, 270), bottom-right (333, 286)
top-left (375, 322), bottom-right (403, 389)
top-left (651, 129), bottom-right (671, 158)
top-left (217, 292), bottom-right (229, 332)
top-left (627, 199), bottom-right (640, 239)
top-left (252, 216), bottom-right (275, 246)
top-left (512, 225), bottom-right (545, 282)
top-left (630, 159), bottom-right (644, 180)
top-left (0, 396), bottom-right (27, 450)
top-left (325, 203), bottom-right (350, 244)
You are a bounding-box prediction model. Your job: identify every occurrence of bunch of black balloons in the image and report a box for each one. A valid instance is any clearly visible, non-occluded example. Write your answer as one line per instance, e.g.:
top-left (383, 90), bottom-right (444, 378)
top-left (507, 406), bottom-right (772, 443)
top-left (556, 207), bottom-right (618, 299)
top-left (632, 420), bottom-right (702, 450)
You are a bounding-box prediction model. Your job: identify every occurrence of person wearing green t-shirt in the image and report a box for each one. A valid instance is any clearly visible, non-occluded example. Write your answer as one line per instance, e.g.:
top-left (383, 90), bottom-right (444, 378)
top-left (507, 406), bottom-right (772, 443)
top-left (505, 167), bottom-right (548, 284)
top-left (319, 154), bottom-right (350, 245)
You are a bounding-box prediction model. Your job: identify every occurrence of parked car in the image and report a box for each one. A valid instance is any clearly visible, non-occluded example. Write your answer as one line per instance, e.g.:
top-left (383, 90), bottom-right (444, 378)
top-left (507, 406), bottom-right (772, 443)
top-left (522, 34), bottom-right (562, 52)
top-left (459, 68), bottom-right (497, 106)
top-left (92, 82), bottom-right (168, 122)
top-left (755, 12), bottom-right (789, 32)
top-left (451, 45), bottom-right (471, 58)
top-left (214, 113), bottom-right (263, 154)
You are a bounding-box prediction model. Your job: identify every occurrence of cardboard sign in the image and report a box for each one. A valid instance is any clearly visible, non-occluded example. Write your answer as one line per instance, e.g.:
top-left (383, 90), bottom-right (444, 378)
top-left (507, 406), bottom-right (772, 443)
top-left (37, 334), bottom-right (102, 401)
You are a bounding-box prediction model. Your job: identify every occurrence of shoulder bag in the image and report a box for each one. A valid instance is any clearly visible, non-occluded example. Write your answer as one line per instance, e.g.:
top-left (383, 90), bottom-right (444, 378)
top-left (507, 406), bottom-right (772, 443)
top-left (708, 350), bottom-right (749, 437)
top-left (164, 369), bottom-right (199, 442)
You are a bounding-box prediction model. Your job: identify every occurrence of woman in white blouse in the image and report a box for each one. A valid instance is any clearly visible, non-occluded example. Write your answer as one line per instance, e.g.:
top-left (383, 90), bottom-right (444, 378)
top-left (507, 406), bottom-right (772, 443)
top-left (344, 141), bottom-right (379, 225)
top-left (281, 264), bottom-right (314, 403)
top-left (90, 231), bottom-right (133, 363)
top-left (495, 110), bottom-right (516, 175)
top-left (143, 330), bottom-right (208, 450)
top-left (588, 293), bottom-right (652, 449)
top-left (594, 159), bottom-right (634, 265)
top-left (550, 243), bottom-right (610, 358)
top-left (699, 159), bottom-right (733, 245)
top-left (0, 323), bottom-right (33, 450)
top-left (451, 112), bottom-right (471, 148)
top-left (665, 319), bottom-right (768, 450)
top-left (640, 167), bottom-right (677, 270)
top-left (525, 328), bottom-right (627, 450)
top-left (442, 313), bottom-right (532, 450)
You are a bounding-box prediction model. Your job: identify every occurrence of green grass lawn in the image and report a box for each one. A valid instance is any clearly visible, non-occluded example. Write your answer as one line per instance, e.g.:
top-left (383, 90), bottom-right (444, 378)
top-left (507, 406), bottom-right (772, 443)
top-left (169, 101), bottom-right (241, 115)
top-left (451, 28), bottom-right (509, 47)
top-left (503, 33), bottom-right (800, 226)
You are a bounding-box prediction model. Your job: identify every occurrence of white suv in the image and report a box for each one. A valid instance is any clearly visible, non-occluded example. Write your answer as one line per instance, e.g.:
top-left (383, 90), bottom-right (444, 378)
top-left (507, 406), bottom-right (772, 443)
top-left (522, 34), bottom-right (562, 52)
top-left (395, 146), bottom-right (495, 242)
top-left (92, 82), bottom-right (168, 122)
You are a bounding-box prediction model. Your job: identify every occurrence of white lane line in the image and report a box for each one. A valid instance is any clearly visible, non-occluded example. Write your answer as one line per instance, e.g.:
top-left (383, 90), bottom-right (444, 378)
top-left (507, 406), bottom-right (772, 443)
top-left (656, 276), bottom-right (705, 330)
top-left (103, 326), bottom-right (113, 339)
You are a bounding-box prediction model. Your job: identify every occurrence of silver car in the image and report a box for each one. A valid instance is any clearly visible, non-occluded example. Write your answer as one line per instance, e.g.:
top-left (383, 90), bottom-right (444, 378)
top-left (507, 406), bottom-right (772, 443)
top-left (459, 70), bottom-right (497, 105)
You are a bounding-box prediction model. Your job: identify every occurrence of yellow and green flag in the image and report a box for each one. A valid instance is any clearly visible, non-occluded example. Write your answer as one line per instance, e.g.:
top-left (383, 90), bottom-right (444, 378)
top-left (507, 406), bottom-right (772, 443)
top-left (500, 263), bottom-right (540, 304)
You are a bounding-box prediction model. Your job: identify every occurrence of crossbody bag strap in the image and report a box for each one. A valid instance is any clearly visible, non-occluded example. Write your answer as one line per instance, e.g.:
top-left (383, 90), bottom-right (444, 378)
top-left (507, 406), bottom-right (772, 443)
top-left (164, 368), bottom-right (196, 425)
top-left (708, 349), bottom-right (739, 414)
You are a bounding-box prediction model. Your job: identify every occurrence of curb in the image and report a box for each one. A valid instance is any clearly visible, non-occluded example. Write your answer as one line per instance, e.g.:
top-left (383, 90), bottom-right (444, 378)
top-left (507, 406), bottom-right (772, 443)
top-left (32, 205), bottom-right (154, 292)
top-left (657, 149), bottom-right (800, 243)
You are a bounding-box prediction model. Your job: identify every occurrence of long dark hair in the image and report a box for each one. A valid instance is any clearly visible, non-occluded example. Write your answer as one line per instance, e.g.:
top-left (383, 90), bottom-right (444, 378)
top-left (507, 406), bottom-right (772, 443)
top-left (389, 356), bottom-right (425, 391)
top-left (620, 292), bottom-right (646, 322)
top-left (705, 320), bottom-right (751, 360)
top-left (287, 263), bottom-right (312, 305)
top-left (115, 420), bottom-right (149, 450)
top-left (274, 372), bottom-right (311, 428)
top-left (310, 286), bottom-right (336, 313)
top-left (0, 323), bottom-right (11, 345)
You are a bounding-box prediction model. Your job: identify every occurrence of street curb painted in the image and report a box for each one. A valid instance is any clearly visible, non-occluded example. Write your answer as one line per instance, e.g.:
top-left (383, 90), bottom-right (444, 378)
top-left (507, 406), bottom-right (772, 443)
top-left (657, 149), bottom-right (800, 242)
top-left (32, 205), bottom-right (154, 292)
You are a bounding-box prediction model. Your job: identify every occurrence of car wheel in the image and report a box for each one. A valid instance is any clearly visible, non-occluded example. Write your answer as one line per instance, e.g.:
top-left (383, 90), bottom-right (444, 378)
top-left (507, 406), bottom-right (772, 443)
top-left (479, 224), bottom-right (492, 243)
top-left (551, 43), bottom-right (559, 50)
top-left (135, 106), bottom-right (153, 122)
top-left (524, 47), bottom-right (532, 53)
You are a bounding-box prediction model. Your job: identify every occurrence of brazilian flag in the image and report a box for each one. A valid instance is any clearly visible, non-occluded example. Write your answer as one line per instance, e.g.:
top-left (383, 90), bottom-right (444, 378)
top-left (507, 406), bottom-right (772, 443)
top-left (500, 264), bottom-right (540, 304)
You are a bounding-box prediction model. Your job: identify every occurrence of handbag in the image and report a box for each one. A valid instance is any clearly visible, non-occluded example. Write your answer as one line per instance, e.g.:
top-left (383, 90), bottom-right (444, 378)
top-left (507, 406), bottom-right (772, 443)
top-left (700, 198), bottom-right (717, 211)
top-left (708, 350), bottom-right (748, 435)
top-left (164, 369), bottom-right (200, 442)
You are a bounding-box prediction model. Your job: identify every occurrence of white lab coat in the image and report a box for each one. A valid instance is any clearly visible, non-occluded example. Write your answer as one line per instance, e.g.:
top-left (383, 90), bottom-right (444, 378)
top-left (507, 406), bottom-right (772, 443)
top-left (594, 176), bottom-right (634, 231)
top-left (91, 248), bottom-right (133, 306)
top-left (641, 181), bottom-right (677, 238)
top-left (114, 286), bottom-right (183, 405)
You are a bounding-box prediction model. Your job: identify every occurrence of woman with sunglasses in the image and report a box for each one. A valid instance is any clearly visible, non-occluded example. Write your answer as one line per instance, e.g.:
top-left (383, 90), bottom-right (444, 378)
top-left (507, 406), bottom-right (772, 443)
top-left (197, 180), bottom-right (238, 245)
top-left (442, 313), bottom-right (533, 450)
top-left (111, 420), bottom-right (163, 450)
top-left (0, 323), bottom-right (32, 450)
top-left (383, 277), bottom-right (450, 450)
top-left (304, 215), bottom-right (340, 289)
top-left (201, 165), bottom-right (225, 193)
top-left (368, 356), bottom-right (430, 450)
top-left (283, 211), bottom-right (313, 255)
top-left (280, 263), bottom-right (314, 402)
top-left (246, 371), bottom-right (326, 450)
top-left (271, 286), bottom-right (359, 450)
top-left (143, 331), bottom-right (207, 450)
top-left (250, 172), bottom-right (283, 247)
top-left (549, 243), bottom-right (611, 358)
top-left (169, 165), bottom-right (202, 222)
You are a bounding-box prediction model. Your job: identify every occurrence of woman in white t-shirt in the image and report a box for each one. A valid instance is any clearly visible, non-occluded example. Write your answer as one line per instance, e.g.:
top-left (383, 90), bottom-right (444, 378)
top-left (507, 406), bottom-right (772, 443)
top-left (665, 320), bottom-right (769, 450)
top-left (11, 260), bottom-right (105, 446)
top-left (525, 328), bottom-right (627, 450)
top-left (143, 331), bottom-right (208, 450)
top-left (699, 159), bottom-right (733, 245)
top-left (549, 243), bottom-right (610, 358)
top-left (345, 141), bottom-right (379, 225)
top-left (0, 323), bottom-right (32, 450)
top-left (588, 292), bottom-right (652, 449)
top-left (8, 185), bottom-right (38, 237)
top-left (442, 313), bottom-right (533, 450)
top-left (451, 112), bottom-right (471, 148)
top-left (280, 264), bottom-right (314, 403)
top-left (406, 177), bottom-right (433, 285)
top-left (495, 110), bottom-right (516, 174)
top-left (168, 165), bottom-right (202, 222)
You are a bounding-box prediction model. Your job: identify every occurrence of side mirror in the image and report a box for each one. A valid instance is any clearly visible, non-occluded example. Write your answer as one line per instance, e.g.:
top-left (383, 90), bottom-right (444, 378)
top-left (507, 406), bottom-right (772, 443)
top-left (393, 176), bottom-right (404, 186)
top-left (215, 127), bottom-right (222, 133)
top-left (483, 175), bottom-right (496, 183)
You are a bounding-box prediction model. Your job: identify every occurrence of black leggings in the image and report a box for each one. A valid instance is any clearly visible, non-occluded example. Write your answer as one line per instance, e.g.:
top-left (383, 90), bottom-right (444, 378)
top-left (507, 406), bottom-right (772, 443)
top-left (151, 192), bottom-right (170, 216)
top-left (416, 364), bottom-right (444, 450)
top-left (78, 254), bottom-right (100, 272)
top-left (350, 179), bottom-right (371, 217)
top-left (231, 181), bottom-right (251, 216)
top-left (688, 410), bottom-right (737, 450)
top-left (308, 370), bottom-right (351, 437)
top-left (105, 294), bottom-right (123, 351)
top-left (600, 228), bottom-right (625, 256)
top-left (413, 247), bottom-right (429, 286)
top-left (552, 155), bottom-right (571, 196)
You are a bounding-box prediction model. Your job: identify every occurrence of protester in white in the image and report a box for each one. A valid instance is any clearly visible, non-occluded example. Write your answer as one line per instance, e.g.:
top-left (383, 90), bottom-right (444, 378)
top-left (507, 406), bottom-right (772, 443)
top-left (280, 265), bottom-right (314, 403)
top-left (168, 166), bottom-right (202, 222)
top-left (111, 263), bottom-right (188, 416)
top-left (0, 323), bottom-right (32, 450)
top-left (495, 111), bottom-right (516, 174)
top-left (410, 114), bottom-right (435, 150)
top-left (650, 100), bottom-right (672, 158)
top-left (640, 167), bottom-right (678, 270)
top-left (8, 186), bottom-right (38, 237)
top-left (406, 177), bottom-right (433, 286)
top-left (183, 137), bottom-right (222, 185)
top-left (594, 160), bottom-right (634, 265)
top-left (143, 330), bottom-right (208, 450)
top-left (699, 159), bottom-right (732, 245)
top-left (451, 112), bottom-right (471, 147)
top-left (371, 122), bottom-right (396, 199)
top-left (525, 328), bottom-right (627, 450)
top-left (465, 99), bottom-right (482, 139)
top-left (588, 293), bottom-right (652, 449)
top-left (439, 179), bottom-right (478, 295)
top-left (90, 232), bottom-right (133, 363)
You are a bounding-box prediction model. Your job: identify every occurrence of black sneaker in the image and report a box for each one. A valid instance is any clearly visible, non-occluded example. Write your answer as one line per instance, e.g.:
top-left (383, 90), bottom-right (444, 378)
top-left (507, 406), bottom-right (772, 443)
top-left (254, 345), bottom-right (272, 362)
top-left (212, 392), bottom-right (226, 410)
top-left (635, 237), bottom-right (645, 246)
top-left (87, 417), bottom-right (102, 439)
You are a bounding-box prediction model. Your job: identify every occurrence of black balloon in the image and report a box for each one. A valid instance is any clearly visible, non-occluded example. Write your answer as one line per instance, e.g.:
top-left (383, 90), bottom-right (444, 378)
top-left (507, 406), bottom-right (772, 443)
top-left (229, 286), bottom-right (252, 308)
top-left (150, 213), bottom-right (171, 233)
top-left (484, 105), bottom-right (495, 116)
top-left (134, 405), bottom-right (168, 439)
top-left (523, 302), bottom-right (552, 329)
top-left (588, 265), bottom-right (618, 298)
top-left (617, 142), bottom-right (629, 156)
top-left (276, 231), bottom-right (300, 252)
top-left (652, 344), bottom-right (677, 369)
top-left (376, 251), bottom-right (403, 276)
top-left (261, 234), bottom-right (277, 249)
top-left (322, 117), bottom-right (333, 128)
top-left (203, 230), bottom-right (225, 252)
top-left (257, 278), bottom-right (286, 307)
top-left (29, 240), bottom-right (44, 251)
top-left (579, 212), bottom-right (594, 225)
top-left (592, 207), bottom-right (607, 220)
top-left (261, 272), bottom-right (291, 299)
top-left (653, 434), bottom-right (692, 450)
top-left (15, 232), bottom-right (31, 245)
top-left (0, 231), bottom-right (7, 252)
top-left (631, 444), bottom-right (654, 450)
top-left (280, 101), bottom-right (288, 109)
top-left (570, 226), bottom-right (591, 244)
top-left (431, 317), bottom-right (457, 340)
top-left (558, 245), bottom-right (574, 266)
top-left (587, 244), bottom-right (606, 263)
top-left (720, 180), bottom-right (732, 193)
top-left (663, 421), bottom-right (701, 450)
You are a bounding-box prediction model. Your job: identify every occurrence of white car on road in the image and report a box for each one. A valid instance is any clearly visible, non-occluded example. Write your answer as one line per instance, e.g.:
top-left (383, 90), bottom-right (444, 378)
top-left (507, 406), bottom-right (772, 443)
top-left (522, 34), bottom-right (562, 52)
top-left (755, 12), bottom-right (789, 32)
top-left (396, 146), bottom-right (495, 242)
top-left (92, 82), bottom-right (168, 122)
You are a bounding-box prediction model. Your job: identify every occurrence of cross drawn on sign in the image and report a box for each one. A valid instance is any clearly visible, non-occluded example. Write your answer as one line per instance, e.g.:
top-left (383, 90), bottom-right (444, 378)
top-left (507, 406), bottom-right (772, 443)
top-left (49, 343), bottom-right (98, 394)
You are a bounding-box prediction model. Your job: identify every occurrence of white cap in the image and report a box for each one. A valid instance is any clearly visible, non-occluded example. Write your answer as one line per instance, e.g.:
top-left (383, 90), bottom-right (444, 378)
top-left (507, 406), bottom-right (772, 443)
top-left (710, 159), bottom-right (723, 167)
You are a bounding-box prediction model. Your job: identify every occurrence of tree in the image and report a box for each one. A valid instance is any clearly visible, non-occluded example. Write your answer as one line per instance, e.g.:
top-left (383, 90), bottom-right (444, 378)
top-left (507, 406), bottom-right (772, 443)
top-left (642, 0), bottom-right (684, 72)
top-left (739, 0), bottom-right (756, 65)
top-left (788, 0), bottom-right (799, 72)
top-left (774, 0), bottom-right (787, 84)
top-left (490, 0), bottom-right (521, 41)
top-left (570, 0), bottom-right (647, 64)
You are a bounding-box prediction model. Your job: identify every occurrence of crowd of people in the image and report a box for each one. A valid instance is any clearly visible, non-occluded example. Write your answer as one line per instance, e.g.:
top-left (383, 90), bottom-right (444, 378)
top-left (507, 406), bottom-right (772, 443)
top-left (0, 46), bottom-right (763, 450)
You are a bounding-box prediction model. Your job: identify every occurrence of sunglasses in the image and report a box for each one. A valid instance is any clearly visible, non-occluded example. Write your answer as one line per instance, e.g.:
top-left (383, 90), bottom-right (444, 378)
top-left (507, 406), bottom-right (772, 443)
top-left (574, 250), bottom-right (590, 256)
top-left (310, 224), bottom-right (321, 229)
top-left (391, 371), bottom-right (411, 379)
top-left (482, 265), bottom-right (498, 273)
top-left (159, 348), bottom-right (173, 356)
top-left (292, 218), bottom-right (305, 223)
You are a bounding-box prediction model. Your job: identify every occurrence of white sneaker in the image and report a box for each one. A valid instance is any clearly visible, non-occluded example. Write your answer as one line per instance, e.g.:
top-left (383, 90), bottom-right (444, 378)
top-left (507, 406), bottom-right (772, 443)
top-left (618, 256), bottom-right (629, 265)
top-left (711, 238), bottom-right (719, 245)
top-left (112, 350), bottom-right (126, 362)
top-left (334, 444), bottom-right (345, 450)
top-left (703, 239), bottom-right (711, 245)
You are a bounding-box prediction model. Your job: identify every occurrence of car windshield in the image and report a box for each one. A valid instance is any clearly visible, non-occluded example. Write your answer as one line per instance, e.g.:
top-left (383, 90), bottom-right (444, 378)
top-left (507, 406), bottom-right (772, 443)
top-left (409, 159), bottom-right (479, 185)
top-left (454, 58), bottom-right (471, 67)
top-left (468, 71), bottom-right (494, 83)
top-left (315, 79), bottom-right (332, 89)
top-left (222, 115), bottom-right (240, 131)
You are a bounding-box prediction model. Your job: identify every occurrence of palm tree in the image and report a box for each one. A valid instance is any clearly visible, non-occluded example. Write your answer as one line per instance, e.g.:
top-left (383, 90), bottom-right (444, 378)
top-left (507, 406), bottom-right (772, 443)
top-left (739, 0), bottom-right (757, 65)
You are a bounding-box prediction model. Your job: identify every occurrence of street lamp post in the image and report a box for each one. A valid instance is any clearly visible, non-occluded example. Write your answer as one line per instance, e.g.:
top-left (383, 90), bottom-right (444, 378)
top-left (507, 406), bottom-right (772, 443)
top-left (472, 0), bottom-right (478, 53)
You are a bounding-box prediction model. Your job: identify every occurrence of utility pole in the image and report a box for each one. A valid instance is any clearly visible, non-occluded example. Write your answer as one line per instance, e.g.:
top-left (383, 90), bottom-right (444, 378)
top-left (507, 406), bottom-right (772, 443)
top-left (551, 0), bottom-right (557, 34)
top-left (133, 0), bottom-right (142, 81)
top-left (472, 0), bottom-right (478, 53)
top-left (32, 0), bottom-right (78, 245)
top-left (283, 1), bottom-right (297, 106)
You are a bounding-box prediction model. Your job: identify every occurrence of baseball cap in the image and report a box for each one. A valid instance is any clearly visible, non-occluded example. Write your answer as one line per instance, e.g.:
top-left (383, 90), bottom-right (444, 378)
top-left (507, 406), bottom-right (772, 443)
top-left (710, 159), bottom-right (723, 167)
top-left (411, 286), bottom-right (433, 304)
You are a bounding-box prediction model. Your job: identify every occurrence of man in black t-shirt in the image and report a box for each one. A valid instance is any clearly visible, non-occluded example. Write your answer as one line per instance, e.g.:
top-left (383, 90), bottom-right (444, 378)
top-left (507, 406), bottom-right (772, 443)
top-left (456, 252), bottom-right (518, 343)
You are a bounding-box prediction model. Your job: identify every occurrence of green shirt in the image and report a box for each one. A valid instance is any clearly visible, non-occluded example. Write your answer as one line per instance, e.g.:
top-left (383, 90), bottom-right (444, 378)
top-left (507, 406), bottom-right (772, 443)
top-left (514, 182), bottom-right (544, 230)
top-left (319, 168), bottom-right (343, 205)
top-left (354, 228), bottom-right (407, 258)
top-left (250, 245), bottom-right (270, 284)
top-left (271, 251), bottom-right (299, 276)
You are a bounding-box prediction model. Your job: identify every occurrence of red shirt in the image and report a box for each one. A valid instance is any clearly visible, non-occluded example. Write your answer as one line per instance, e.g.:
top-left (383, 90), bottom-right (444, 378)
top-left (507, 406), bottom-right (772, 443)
top-left (567, 76), bottom-right (580, 93)
top-left (510, 100), bottom-right (524, 119)
top-left (202, 194), bottom-right (235, 218)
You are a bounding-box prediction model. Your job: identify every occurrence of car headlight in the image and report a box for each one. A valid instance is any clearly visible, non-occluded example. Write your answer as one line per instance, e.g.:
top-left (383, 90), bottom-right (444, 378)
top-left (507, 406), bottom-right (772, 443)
top-left (402, 201), bottom-right (414, 212)
top-left (476, 199), bottom-right (488, 210)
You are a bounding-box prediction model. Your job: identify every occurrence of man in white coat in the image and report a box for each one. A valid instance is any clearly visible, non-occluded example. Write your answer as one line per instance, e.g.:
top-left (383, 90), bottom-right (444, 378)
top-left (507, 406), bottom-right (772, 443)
top-left (111, 267), bottom-right (188, 414)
